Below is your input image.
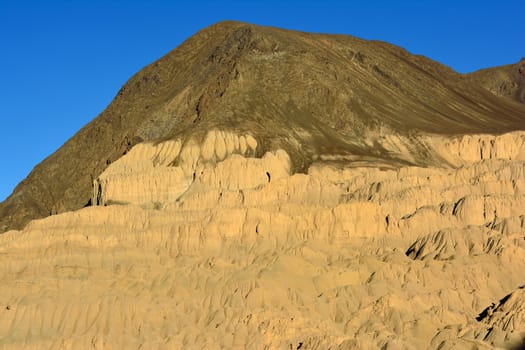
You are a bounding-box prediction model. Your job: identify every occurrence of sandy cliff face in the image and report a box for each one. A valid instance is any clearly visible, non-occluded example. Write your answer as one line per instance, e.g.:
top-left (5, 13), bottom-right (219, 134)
top-left (92, 131), bottom-right (265, 208)
top-left (1, 130), bottom-right (524, 349)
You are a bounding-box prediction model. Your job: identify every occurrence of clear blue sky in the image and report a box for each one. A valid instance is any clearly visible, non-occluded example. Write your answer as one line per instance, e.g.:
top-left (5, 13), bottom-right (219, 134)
top-left (1, 0), bottom-right (524, 201)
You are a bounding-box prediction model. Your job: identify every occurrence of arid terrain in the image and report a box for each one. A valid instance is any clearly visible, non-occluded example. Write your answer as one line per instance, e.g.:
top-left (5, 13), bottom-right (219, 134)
top-left (1, 21), bottom-right (524, 349)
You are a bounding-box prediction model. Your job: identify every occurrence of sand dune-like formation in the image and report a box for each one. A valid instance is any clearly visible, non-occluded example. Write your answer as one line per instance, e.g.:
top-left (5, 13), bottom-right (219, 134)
top-left (1, 130), bottom-right (524, 349)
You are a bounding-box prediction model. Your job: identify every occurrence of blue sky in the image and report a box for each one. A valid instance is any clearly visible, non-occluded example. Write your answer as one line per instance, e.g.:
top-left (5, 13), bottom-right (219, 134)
top-left (1, 0), bottom-right (524, 201)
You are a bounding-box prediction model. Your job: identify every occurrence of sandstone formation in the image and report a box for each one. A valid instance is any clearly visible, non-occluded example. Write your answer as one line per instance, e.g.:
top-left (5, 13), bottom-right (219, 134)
top-left (1, 127), bottom-right (525, 349)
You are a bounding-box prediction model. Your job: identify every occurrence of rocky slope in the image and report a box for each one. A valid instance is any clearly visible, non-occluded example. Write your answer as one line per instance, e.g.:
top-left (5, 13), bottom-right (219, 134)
top-left (1, 21), bottom-right (524, 233)
top-left (1, 21), bottom-right (525, 349)
top-left (466, 58), bottom-right (525, 104)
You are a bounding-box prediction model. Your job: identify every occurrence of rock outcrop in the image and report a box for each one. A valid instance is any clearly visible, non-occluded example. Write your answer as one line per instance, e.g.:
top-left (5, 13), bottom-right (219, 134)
top-left (92, 131), bottom-right (268, 207)
top-left (1, 129), bottom-right (524, 349)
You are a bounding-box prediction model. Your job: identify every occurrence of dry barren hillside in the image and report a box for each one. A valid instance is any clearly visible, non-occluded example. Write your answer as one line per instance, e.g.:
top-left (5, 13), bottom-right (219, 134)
top-left (1, 21), bottom-right (524, 233)
top-left (1, 21), bottom-right (525, 349)
top-left (466, 58), bottom-right (525, 104)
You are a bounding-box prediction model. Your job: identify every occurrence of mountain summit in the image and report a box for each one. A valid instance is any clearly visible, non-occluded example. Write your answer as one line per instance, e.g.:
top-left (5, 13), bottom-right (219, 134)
top-left (1, 21), bottom-right (524, 232)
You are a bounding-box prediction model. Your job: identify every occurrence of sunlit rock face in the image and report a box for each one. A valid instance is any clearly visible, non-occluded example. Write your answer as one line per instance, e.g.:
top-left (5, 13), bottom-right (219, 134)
top-left (1, 128), bottom-right (525, 349)
top-left (92, 131), bottom-right (267, 208)
top-left (1, 21), bottom-right (525, 350)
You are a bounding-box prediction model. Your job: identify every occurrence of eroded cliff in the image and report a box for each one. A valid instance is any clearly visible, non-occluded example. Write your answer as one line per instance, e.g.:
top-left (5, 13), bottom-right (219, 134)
top-left (1, 129), bottom-right (524, 349)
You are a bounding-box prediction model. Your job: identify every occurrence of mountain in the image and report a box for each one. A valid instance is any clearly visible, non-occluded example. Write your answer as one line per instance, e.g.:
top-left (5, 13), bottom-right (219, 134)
top-left (1, 21), bottom-right (524, 233)
top-left (466, 58), bottom-right (525, 104)
top-left (0, 21), bottom-right (525, 349)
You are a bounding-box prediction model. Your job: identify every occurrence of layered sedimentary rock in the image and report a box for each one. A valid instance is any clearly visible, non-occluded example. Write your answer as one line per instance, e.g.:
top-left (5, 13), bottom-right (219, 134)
top-left (1, 130), bottom-right (524, 349)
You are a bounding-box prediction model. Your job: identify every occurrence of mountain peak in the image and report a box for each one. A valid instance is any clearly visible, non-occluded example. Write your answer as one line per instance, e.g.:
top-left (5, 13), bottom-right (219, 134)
top-left (0, 22), bottom-right (524, 233)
